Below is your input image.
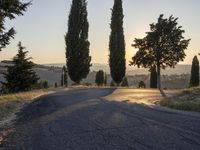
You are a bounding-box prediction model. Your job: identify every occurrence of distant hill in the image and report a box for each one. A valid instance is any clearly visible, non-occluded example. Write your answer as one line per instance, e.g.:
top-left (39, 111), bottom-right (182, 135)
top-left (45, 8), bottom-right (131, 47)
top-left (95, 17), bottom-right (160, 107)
top-left (43, 63), bottom-right (192, 75)
top-left (0, 61), bottom-right (193, 89)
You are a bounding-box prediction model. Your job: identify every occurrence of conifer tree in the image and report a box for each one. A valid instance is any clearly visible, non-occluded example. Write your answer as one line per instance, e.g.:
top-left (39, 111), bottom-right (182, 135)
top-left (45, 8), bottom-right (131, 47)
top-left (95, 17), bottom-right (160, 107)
top-left (109, 0), bottom-right (126, 85)
top-left (95, 70), bottom-right (104, 86)
top-left (121, 77), bottom-right (129, 87)
top-left (110, 81), bottom-right (115, 87)
top-left (61, 66), bottom-right (68, 87)
top-left (65, 0), bottom-right (91, 84)
top-left (104, 73), bottom-right (107, 86)
top-left (0, 0), bottom-right (30, 51)
top-left (190, 56), bottom-right (199, 87)
top-left (150, 66), bottom-right (157, 88)
top-left (1, 42), bottom-right (39, 93)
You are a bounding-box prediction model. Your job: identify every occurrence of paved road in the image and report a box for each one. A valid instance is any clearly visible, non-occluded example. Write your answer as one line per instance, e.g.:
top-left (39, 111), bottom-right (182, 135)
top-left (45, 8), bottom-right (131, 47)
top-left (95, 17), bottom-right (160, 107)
top-left (2, 88), bottom-right (200, 150)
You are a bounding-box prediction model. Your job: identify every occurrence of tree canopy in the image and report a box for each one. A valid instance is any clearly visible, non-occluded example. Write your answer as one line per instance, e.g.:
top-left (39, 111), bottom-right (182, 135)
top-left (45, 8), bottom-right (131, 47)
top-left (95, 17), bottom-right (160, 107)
top-left (65, 0), bottom-right (91, 84)
top-left (109, 0), bottom-right (126, 85)
top-left (0, 0), bottom-right (30, 51)
top-left (130, 14), bottom-right (190, 95)
top-left (1, 42), bottom-right (39, 93)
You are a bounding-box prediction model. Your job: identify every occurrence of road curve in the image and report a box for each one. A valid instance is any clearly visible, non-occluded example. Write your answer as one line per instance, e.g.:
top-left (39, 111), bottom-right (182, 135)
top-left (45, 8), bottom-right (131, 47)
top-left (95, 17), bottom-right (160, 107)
top-left (2, 88), bottom-right (200, 150)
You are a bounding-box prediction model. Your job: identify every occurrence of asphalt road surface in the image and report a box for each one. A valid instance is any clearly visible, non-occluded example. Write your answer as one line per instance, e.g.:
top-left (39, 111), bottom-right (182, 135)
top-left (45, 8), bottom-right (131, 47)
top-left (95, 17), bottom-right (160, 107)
top-left (2, 88), bottom-right (200, 150)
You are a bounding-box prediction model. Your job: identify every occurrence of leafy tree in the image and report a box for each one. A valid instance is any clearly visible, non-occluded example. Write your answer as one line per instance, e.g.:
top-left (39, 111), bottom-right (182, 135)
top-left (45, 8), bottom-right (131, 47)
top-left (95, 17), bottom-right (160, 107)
top-left (190, 56), bottom-right (199, 87)
top-left (0, 0), bottom-right (30, 51)
top-left (130, 14), bottom-right (190, 96)
top-left (121, 77), bottom-right (129, 87)
top-left (95, 70), bottom-right (104, 86)
top-left (138, 81), bottom-right (146, 88)
top-left (65, 0), bottom-right (91, 84)
top-left (150, 66), bottom-right (157, 88)
top-left (1, 42), bottom-right (39, 93)
top-left (109, 0), bottom-right (126, 85)
top-left (61, 66), bottom-right (68, 87)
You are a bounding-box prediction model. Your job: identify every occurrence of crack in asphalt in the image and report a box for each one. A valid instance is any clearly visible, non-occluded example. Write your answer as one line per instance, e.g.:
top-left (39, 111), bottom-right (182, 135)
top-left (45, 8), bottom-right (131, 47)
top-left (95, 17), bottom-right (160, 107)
top-left (1, 89), bottom-right (200, 150)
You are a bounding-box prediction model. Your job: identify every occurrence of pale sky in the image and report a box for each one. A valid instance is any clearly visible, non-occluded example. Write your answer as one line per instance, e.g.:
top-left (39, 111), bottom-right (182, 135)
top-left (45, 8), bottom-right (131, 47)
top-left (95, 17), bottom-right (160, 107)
top-left (2, 0), bottom-right (200, 65)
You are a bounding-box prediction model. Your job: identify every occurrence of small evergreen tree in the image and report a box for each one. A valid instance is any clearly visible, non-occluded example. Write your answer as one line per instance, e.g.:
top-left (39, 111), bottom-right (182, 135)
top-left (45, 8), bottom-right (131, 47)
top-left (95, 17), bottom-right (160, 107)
top-left (121, 77), bottom-right (129, 87)
top-left (61, 66), bottom-right (68, 87)
top-left (65, 0), bottom-right (91, 84)
top-left (0, 0), bottom-right (30, 51)
top-left (95, 70), bottom-right (104, 86)
top-left (190, 56), bottom-right (199, 87)
top-left (150, 66), bottom-right (157, 88)
top-left (138, 81), bottom-right (146, 88)
top-left (54, 82), bottom-right (58, 88)
top-left (1, 42), bottom-right (39, 93)
top-left (109, 0), bottom-right (126, 85)
top-left (110, 81), bottom-right (115, 87)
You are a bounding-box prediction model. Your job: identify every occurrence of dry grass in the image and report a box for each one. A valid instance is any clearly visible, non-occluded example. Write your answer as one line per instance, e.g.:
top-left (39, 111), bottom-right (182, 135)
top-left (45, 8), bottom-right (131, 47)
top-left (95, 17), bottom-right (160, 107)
top-left (160, 87), bottom-right (200, 112)
top-left (0, 90), bottom-right (45, 121)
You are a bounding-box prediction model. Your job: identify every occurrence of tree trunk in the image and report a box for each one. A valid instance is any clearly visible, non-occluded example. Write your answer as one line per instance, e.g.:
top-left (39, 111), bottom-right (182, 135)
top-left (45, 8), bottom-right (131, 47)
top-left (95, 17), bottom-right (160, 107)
top-left (157, 64), bottom-right (166, 97)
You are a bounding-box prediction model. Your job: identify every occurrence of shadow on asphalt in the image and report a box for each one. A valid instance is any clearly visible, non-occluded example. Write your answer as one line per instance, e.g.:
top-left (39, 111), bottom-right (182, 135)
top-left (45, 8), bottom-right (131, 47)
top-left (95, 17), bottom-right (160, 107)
top-left (1, 88), bottom-right (200, 150)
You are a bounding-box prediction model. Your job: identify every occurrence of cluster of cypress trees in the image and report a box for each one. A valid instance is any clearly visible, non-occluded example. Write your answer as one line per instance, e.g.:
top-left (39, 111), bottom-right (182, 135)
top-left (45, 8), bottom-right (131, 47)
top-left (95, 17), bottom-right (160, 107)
top-left (66, 0), bottom-right (126, 85)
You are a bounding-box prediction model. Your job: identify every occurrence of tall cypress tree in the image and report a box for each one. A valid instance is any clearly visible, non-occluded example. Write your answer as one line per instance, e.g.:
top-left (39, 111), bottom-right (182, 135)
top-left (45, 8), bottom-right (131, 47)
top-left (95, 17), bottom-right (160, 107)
top-left (65, 0), bottom-right (91, 84)
top-left (61, 66), bottom-right (68, 87)
top-left (109, 0), bottom-right (126, 85)
top-left (0, 0), bottom-right (30, 51)
top-left (1, 42), bottom-right (39, 93)
top-left (190, 56), bottom-right (199, 87)
top-left (150, 66), bottom-right (157, 88)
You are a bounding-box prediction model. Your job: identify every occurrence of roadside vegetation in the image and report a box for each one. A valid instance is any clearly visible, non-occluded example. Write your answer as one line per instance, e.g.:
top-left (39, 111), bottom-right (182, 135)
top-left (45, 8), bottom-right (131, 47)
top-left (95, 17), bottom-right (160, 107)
top-left (160, 87), bottom-right (200, 112)
top-left (0, 90), bottom-right (44, 122)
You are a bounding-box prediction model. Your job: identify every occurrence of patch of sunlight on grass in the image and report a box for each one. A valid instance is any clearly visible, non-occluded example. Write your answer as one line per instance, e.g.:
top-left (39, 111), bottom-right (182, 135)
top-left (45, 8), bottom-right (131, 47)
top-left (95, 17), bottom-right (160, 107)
top-left (0, 90), bottom-right (45, 121)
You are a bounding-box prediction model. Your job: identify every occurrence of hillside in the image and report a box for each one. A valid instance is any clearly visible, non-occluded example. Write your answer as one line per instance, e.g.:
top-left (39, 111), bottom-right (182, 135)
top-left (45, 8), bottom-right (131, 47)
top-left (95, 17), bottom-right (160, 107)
top-left (0, 62), bottom-right (192, 88)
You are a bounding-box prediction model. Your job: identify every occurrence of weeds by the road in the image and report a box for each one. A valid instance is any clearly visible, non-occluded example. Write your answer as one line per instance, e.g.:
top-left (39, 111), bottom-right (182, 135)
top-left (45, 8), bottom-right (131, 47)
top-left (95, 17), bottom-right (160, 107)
top-left (0, 90), bottom-right (45, 121)
top-left (160, 87), bottom-right (200, 112)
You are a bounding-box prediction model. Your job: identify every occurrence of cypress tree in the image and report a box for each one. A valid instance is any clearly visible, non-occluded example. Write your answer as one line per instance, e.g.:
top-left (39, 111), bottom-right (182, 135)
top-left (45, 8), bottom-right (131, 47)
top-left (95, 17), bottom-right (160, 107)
top-left (0, 0), bottom-right (30, 51)
top-left (95, 70), bottom-right (104, 86)
top-left (104, 73), bottom-right (107, 86)
top-left (150, 66), bottom-right (157, 88)
top-left (61, 66), bottom-right (68, 87)
top-left (138, 81), bottom-right (146, 88)
top-left (121, 77), bottom-right (129, 87)
top-left (1, 42), bottom-right (39, 93)
top-left (110, 81), bottom-right (115, 87)
top-left (65, 0), bottom-right (91, 84)
top-left (109, 0), bottom-right (126, 85)
top-left (190, 56), bottom-right (199, 87)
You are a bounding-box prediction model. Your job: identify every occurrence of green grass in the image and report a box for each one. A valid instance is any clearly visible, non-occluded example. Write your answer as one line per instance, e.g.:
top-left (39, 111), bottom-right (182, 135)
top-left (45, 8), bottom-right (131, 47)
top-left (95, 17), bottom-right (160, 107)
top-left (160, 87), bottom-right (200, 112)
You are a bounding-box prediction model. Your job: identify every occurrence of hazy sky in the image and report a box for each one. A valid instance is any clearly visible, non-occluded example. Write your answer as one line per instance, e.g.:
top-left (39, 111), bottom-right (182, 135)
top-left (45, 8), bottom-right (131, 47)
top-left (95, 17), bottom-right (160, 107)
top-left (2, 0), bottom-right (200, 65)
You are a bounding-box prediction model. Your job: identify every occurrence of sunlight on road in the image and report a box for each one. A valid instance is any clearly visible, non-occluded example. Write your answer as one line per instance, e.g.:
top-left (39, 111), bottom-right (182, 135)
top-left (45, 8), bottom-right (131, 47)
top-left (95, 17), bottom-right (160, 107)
top-left (103, 89), bottom-right (181, 105)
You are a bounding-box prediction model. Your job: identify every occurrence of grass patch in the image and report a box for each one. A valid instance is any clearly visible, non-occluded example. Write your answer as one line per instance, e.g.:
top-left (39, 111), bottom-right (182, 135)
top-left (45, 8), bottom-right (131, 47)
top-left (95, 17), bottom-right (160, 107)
top-left (0, 90), bottom-right (45, 121)
top-left (160, 87), bottom-right (200, 112)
